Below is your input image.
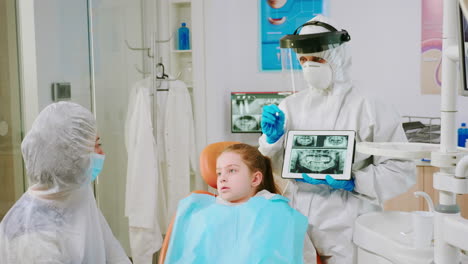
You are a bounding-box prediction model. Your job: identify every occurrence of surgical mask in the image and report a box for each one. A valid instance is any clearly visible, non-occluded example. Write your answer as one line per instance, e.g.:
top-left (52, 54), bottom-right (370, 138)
top-left (90, 153), bottom-right (105, 182)
top-left (302, 61), bottom-right (333, 91)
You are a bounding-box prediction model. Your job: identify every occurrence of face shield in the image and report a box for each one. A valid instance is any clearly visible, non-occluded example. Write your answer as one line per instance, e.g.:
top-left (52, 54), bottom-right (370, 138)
top-left (280, 20), bottom-right (351, 93)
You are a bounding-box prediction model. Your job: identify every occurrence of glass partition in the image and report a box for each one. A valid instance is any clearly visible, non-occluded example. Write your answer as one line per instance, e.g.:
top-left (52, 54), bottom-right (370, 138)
top-left (89, 0), bottom-right (149, 255)
top-left (0, 0), bottom-right (25, 220)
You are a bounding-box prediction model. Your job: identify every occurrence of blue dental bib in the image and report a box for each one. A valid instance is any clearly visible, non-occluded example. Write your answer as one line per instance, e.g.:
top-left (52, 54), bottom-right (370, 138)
top-left (165, 193), bottom-right (307, 264)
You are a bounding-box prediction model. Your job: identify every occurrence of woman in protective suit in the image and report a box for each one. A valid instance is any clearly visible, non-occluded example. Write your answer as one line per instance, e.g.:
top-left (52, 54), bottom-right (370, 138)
top-left (259, 15), bottom-right (416, 264)
top-left (0, 102), bottom-right (130, 263)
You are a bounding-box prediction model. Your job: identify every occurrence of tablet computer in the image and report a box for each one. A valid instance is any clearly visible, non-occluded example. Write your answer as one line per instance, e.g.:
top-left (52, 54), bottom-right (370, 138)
top-left (282, 130), bottom-right (356, 180)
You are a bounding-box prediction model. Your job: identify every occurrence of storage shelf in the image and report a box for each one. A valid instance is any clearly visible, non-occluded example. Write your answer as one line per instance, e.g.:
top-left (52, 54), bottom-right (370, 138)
top-left (171, 0), bottom-right (191, 4)
top-left (170, 0), bottom-right (193, 94)
top-left (172, 49), bottom-right (192, 53)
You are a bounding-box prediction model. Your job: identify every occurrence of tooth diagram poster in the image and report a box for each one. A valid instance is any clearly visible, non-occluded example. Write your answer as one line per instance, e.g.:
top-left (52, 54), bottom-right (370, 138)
top-left (259, 0), bottom-right (328, 71)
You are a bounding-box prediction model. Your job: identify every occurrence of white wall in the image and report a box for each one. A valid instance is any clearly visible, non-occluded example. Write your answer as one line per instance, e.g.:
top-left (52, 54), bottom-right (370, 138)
top-left (202, 0), bottom-right (468, 145)
top-left (34, 0), bottom-right (91, 110)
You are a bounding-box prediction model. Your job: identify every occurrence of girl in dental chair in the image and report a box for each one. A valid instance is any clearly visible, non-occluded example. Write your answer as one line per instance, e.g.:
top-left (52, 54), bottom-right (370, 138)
top-left (164, 143), bottom-right (317, 264)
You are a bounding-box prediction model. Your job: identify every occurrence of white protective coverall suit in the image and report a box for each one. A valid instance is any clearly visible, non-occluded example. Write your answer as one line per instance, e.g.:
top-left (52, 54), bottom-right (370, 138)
top-left (0, 102), bottom-right (130, 264)
top-left (259, 15), bottom-right (416, 264)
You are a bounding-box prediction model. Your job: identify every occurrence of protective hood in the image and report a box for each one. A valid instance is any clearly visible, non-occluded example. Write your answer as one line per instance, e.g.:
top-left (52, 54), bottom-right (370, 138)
top-left (21, 102), bottom-right (96, 196)
top-left (0, 102), bottom-right (130, 263)
top-left (299, 15), bottom-right (352, 95)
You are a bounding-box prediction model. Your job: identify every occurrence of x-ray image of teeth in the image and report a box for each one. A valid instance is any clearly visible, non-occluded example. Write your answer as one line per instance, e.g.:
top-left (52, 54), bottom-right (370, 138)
top-left (289, 149), bottom-right (346, 174)
top-left (232, 115), bottom-right (260, 131)
top-left (231, 92), bottom-right (292, 133)
top-left (294, 135), bottom-right (317, 147)
top-left (244, 99), bottom-right (250, 113)
top-left (323, 135), bottom-right (348, 147)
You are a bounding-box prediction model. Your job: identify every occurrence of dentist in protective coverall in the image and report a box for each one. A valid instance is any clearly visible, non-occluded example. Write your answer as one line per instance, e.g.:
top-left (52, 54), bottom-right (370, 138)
top-left (259, 15), bottom-right (416, 264)
top-left (0, 102), bottom-right (130, 264)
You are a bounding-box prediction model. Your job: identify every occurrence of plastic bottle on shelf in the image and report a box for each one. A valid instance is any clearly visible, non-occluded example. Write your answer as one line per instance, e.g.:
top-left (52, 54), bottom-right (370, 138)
top-left (458, 122), bottom-right (468, 147)
top-left (178, 22), bottom-right (190, 50)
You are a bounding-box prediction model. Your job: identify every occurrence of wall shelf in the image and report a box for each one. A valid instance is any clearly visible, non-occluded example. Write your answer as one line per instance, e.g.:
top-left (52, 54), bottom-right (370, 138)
top-left (172, 49), bottom-right (192, 53)
top-left (171, 0), bottom-right (191, 5)
top-left (169, 0), bottom-right (193, 89)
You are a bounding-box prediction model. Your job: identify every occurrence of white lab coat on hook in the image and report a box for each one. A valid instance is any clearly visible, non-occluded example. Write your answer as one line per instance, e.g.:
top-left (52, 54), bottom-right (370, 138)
top-left (125, 78), bottom-right (162, 264)
top-left (164, 80), bottom-right (203, 218)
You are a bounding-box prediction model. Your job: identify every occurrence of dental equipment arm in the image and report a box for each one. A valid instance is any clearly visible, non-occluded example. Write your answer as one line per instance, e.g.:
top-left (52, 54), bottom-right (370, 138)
top-left (430, 0), bottom-right (468, 262)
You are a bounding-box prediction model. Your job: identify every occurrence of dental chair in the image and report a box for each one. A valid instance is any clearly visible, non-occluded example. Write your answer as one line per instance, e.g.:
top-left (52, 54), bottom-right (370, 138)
top-left (157, 141), bottom-right (322, 264)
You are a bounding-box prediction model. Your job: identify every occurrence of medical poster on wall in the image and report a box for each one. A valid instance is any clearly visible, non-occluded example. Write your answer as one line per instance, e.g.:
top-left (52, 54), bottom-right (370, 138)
top-left (259, 0), bottom-right (328, 71)
top-left (421, 0), bottom-right (443, 94)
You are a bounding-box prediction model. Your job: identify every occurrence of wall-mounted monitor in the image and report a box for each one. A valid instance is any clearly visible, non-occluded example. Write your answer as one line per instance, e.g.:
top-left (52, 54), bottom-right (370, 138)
top-left (231, 92), bottom-right (293, 133)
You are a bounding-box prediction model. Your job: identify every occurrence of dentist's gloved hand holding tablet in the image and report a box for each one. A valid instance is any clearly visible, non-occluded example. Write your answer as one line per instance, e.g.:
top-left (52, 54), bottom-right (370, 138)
top-left (297, 173), bottom-right (355, 192)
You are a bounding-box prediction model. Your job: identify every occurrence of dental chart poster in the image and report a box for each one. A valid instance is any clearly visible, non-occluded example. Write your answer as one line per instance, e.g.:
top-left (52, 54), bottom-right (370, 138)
top-left (421, 0), bottom-right (443, 94)
top-left (259, 0), bottom-right (328, 71)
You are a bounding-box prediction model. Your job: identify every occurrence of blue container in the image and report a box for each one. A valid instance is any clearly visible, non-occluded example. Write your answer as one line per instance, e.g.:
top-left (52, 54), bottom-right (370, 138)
top-left (458, 122), bottom-right (468, 147)
top-left (178, 22), bottom-right (190, 50)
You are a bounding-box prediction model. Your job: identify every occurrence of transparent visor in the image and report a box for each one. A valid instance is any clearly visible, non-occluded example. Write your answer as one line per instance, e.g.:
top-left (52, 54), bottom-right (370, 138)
top-left (280, 47), bottom-right (308, 94)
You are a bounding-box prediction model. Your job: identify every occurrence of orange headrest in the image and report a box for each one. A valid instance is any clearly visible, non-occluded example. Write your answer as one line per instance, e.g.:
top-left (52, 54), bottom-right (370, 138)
top-left (199, 141), bottom-right (241, 189)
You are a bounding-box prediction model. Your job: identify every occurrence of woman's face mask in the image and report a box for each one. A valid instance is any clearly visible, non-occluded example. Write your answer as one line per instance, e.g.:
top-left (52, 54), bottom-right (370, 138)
top-left (302, 61), bottom-right (333, 92)
top-left (90, 153), bottom-right (105, 182)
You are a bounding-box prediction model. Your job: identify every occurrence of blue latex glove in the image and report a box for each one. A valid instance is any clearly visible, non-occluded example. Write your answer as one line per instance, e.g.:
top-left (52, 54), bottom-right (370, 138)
top-left (297, 173), bottom-right (355, 192)
top-left (261, 104), bottom-right (285, 144)
top-left (295, 174), bottom-right (326, 185)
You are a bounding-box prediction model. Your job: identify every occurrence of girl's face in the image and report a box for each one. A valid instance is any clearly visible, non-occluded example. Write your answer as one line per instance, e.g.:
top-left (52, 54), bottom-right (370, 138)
top-left (216, 152), bottom-right (261, 203)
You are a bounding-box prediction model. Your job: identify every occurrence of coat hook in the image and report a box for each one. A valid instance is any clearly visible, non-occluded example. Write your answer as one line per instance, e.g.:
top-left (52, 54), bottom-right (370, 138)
top-left (125, 40), bottom-right (154, 58)
top-left (134, 64), bottom-right (150, 75)
top-left (155, 33), bottom-right (174, 43)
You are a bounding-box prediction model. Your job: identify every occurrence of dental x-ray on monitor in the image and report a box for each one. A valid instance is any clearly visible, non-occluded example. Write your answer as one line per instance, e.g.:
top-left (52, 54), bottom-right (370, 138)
top-left (282, 130), bottom-right (356, 180)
